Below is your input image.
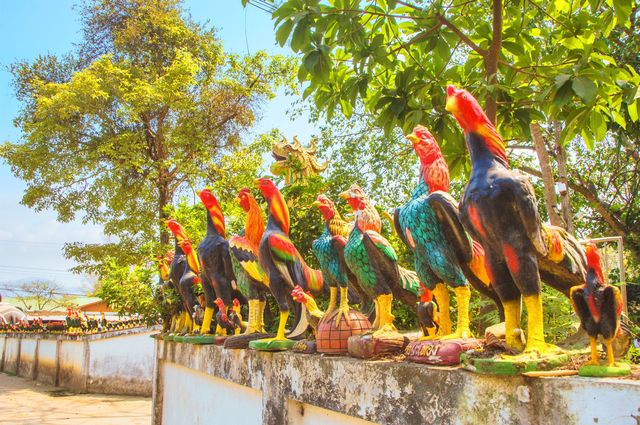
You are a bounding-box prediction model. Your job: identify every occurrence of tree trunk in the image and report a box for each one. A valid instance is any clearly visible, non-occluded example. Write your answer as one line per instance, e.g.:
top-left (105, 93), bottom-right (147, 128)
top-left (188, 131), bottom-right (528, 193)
top-left (158, 175), bottom-right (170, 246)
top-left (484, 0), bottom-right (503, 124)
top-left (553, 121), bottom-right (574, 234)
top-left (519, 164), bottom-right (640, 263)
top-left (530, 123), bottom-right (564, 227)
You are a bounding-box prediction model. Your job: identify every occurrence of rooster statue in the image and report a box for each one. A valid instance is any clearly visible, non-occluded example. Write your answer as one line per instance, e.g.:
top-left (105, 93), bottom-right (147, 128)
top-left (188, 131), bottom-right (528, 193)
top-left (252, 178), bottom-right (324, 349)
top-left (446, 85), bottom-right (587, 353)
top-left (166, 219), bottom-right (202, 334)
top-left (311, 194), bottom-right (372, 326)
top-left (228, 188), bottom-right (271, 334)
top-left (291, 285), bottom-right (325, 336)
top-left (339, 184), bottom-right (419, 333)
top-left (571, 243), bottom-right (624, 367)
top-left (196, 188), bottom-right (242, 336)
top-left (395, 125), bottom-right (503, 339)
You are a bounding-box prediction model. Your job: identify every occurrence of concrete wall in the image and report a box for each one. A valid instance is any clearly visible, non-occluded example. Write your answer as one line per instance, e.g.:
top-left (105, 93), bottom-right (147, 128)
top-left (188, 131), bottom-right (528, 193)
top-left (0, 327), bottom-right (156, 396)
top-left (153, 340), bottom-right (640, 425)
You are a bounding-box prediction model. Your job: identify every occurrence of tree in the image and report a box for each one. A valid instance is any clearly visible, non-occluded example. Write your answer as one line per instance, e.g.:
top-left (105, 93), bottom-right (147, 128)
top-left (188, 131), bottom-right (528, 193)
top-left (12, 280), bottom-right (65, 311)
top-left (261, 0), bottom-right (638, 154)
top-left (3, 0), bottom-right (296, 274)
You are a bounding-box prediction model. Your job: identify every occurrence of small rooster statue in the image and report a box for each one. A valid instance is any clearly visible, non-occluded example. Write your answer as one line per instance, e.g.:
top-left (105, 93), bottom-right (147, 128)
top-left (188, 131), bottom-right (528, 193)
top-left (251, 178), bottom-right (323, 349)
top-left (446, 85), bottom-right (587, 353)
top-left (166, 219), bottom-right (202, 334)
top-left (571, 243), bottom-right (624, 367)
top-left (291, 285), bottom-right (325, 336)
top-left (339, 184), bottom-right (418, 333)
top-left (229, 188), bottom-right (271, 334)
top-left (395, 125), bottom-right (503, 339)
top-left (197, 188), bottom-right (242, 336)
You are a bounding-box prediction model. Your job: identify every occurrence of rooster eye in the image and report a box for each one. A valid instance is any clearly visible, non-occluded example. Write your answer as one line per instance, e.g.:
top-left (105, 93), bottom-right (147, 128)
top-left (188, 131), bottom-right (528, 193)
top-left (462, 94), bottom-right (467, 100)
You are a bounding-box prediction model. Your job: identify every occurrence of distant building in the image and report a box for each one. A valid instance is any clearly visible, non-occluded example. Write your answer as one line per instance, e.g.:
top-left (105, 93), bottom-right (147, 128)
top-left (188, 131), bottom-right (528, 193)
top-left (2, 296), bottom-right (117, 321)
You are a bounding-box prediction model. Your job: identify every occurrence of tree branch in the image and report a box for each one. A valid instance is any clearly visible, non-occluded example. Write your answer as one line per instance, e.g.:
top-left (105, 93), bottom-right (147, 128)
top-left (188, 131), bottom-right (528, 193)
top-left (435, 12), bottom-right (488, 57)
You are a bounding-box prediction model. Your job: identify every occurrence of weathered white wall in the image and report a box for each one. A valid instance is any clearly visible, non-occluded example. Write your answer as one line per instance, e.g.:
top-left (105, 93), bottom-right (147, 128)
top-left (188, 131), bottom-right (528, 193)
top-left (153, 340), bottom-right (640, 425)
top-left (57, 340), bottom-right (86, 389)
top-left (3, 337), bottom-right (20, 374)
top-left (18, 338), bottom-right (38, 378)
top-left (161, 363), bottom-right (263, 425)
top-left (88, 331), bottom-right (154, 395)
top-left (36, 339), bottom-right (58, 385)
top-left (287, 401), bottom-right (377, 425)
top-left (0, 327), bottom-right (156, 396)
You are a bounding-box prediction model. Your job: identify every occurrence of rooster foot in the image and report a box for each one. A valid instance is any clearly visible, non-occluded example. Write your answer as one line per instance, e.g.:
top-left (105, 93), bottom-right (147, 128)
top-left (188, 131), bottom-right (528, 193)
top-left (440, 330), bottom-right (473, 341)
top-left (333, 305), bottom-right (351, 329)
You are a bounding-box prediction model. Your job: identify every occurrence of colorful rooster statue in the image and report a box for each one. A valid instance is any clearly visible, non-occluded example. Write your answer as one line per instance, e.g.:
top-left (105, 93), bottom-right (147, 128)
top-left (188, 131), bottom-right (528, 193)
top-left (446, 85), bottom-right (587, 353)
top-left (166, 219), bottom-right (202, 334)
top-left (339, 184), bottom-right (419, 334)
top-left (196, 188), bottom-right (241, 336)
top-left (251, 178), bottom-right (323, 349)
top-left (228, 188), bottom-right (271, 334)
top-left (311, 194), bottom-right (363, 326)
top-left (394, 125), bottom-right (503, 339)
top-left (291, 285), bottom-right (325, 336)
top-left (571, 243), bottom-right (624, 367)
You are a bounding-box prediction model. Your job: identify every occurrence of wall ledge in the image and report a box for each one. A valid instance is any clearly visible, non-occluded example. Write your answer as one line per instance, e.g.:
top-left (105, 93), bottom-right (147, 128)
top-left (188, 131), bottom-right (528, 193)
top-left (154, 340), bottom-right (640, 425)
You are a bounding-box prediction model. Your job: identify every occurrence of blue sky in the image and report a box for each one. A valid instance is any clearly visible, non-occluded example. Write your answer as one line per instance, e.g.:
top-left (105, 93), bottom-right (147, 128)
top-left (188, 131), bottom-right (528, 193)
top-left (0, 0), bottom-right (311, 293)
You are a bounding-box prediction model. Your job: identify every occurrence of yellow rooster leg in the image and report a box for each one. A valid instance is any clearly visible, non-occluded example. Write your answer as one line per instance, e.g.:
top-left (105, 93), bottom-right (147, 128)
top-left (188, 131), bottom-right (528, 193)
top-left (215, 323), bottom-right (225, 336)
top-left (169, 315), bottom-right (177, 333)
top-left (433, 283), bottom-right (453, 336)
top-left (372, 294), bottom-right (397, 335)
top-left (183, 313), bottom-right (193, 334)
top-left (442, 286), bottom-right (473, 340)
top-left (586, 336), bottom-right (600, 365)
top-left (523, 294), bottom-right (557, 354)
top-left (503, 299), bottom-right (524, 351)
top-left (200, 307), bottom-right (214, 335)
top-left (605, 338), bottom-right (616, 367)
top-left (258, 301), bottom-right (267, 333)
top-left (334, 287), bottom-right (350, 328)
top-left (245, 300), bottom-right (261, 334)
top-left (258, 311), bottom-right (290, 343)
top-left (326, 287), bottom-right (338, 316)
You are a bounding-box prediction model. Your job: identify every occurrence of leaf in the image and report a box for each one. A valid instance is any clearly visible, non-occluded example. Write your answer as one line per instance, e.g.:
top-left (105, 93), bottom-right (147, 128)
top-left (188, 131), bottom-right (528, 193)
top-left (613, 0), bottom-right (632, 27)
top-left (572, 77), bottom-right (597, 104)
top-left (559, 37), bottom-right (583, 50)
top-left (628, 100), bottom-right (639, 122)
top-left (275, 20), bottom-right (294, 47)
top-left (553, 81), bottom-right (573, 108)
top-left (555, 74), bottom-right (571, 89)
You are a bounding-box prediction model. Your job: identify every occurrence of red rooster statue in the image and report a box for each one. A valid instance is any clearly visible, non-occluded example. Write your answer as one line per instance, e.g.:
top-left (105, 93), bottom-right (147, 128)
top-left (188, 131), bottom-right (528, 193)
top-left (166, 219), bottom-right (202, 334)
top-left (446, 85), bottom-right (587, 353)
top-left (571, 243), bottom-right (624, 367)
top-left (251, 178), bottom-right (323, 349)
top-left (228, 188), bottom-right (271, 335)
top-left (196, 188), bottom-right (244, 336)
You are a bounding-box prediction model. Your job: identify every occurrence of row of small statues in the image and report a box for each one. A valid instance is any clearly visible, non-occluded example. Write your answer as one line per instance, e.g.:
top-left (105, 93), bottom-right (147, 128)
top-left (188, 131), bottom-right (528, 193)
top-left (156, 86), bottom-right (627, 375)
top-left (0, 310), bottom-right (145, 335)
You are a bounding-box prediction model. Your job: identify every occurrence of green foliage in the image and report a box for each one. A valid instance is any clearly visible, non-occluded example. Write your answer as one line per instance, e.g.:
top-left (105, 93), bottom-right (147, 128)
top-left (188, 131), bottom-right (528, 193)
top-left (265, 0), bottom-right (639, 153)
top-left (2, 0), bottom-right (296, 274)
top-left (96, 259), bottom-right (159, 324)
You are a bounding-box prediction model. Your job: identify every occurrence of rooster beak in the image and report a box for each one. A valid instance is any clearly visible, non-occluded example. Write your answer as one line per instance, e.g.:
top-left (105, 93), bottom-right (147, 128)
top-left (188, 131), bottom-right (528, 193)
top-left (311, 200), bottom-right (322, 208)
top-left (338, 190), bottom-right (350, 200)
top-left (195, 190), bottom-right (202, 197)
top-left (406, 133), bottom-right (419, 145)
top-left (445, 85), bottom-right (457, 112)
